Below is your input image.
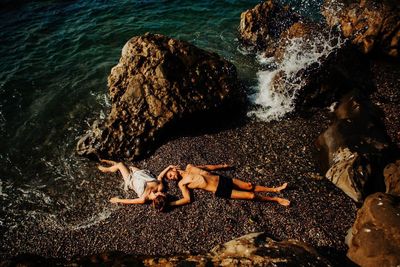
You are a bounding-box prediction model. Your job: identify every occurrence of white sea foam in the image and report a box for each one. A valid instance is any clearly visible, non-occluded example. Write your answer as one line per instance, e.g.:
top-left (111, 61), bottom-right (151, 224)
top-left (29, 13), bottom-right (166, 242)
top-left (68, 208), bottom-right (115, 230)
top-left (0, 180), bottom-right (7, 198)
top-left (248, 28), bottom-right (345, 122)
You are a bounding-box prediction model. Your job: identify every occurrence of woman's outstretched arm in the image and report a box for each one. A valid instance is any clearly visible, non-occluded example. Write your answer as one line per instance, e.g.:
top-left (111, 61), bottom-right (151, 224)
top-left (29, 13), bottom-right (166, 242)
top-left (110, 197), bottom-right (146, 204)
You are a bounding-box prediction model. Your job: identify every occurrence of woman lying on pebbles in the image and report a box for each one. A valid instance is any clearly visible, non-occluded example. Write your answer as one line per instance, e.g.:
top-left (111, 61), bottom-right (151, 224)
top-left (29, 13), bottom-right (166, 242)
top-left (160, 164), bottom-right (290, 206)
top-left (97, 159), bottom-right (167, 211)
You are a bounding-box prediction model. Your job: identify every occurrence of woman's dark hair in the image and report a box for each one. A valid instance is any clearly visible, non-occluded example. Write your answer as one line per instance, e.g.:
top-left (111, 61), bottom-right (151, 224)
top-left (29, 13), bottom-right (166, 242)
top-left (152, 195), bottom-right (167, 212)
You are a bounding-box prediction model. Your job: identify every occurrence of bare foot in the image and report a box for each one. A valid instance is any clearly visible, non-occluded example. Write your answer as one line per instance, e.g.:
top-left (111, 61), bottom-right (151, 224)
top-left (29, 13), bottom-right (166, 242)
top-left (277, 198), bottom-right (290, 206)
top-left (110, 197), bottom-right (120, 204)
top-left (276, 182), bottom-right (288, 192)
top-left (98, 165), bottom-right (108, 172)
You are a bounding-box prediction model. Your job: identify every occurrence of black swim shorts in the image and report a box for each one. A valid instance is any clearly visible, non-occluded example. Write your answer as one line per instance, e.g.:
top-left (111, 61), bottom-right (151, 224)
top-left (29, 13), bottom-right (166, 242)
top-left (215, 175), bottom-right (233, 198)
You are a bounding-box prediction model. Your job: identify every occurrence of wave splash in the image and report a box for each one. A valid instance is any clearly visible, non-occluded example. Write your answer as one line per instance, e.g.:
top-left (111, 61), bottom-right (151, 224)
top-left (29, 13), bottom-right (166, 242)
top-left (248, 28), bottom-right (345, 121)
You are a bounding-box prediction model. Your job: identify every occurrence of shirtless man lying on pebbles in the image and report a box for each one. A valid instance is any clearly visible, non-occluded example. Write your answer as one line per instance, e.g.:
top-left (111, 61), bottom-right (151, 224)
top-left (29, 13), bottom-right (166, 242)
top-left (159, 164), bottom-right (290, 206)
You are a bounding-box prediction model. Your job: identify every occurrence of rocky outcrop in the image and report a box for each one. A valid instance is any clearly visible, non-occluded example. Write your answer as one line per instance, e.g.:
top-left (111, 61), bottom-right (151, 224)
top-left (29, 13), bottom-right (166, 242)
top-left (3, 233), bottom-right (332, 266)
top-left (325, 147), bottom-right (371, 202)
top-left (238, 0), bottom-right (300, 54)
top-left (346, 192), bottom-right (400, 267)
top-left (317, 94), bottom-right (390, 202)
top-left (208, 233), bottom-right (332, 266)
top-left (238, 1), bottom-right (375, 109)
top-left (77, 33), bottom-right (244, 160)
top-left (322, 0), bottom-right (400, 57)
top-left (384, 160), bottom-right (400, 195)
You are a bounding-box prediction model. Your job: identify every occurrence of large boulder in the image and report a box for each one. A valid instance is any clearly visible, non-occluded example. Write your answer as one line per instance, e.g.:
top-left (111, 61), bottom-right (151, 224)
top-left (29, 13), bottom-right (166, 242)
top-left (322, 0), bottom-right (400, 57)
top-left (3, 233), bottom-right (332, 266)
top-left (325, 147), bottom-right (372, 202)
top-left (384, 160), bottom-right (400, 195)
top-left (346, 192), bottom-right (400, 267)
top-left (238, 0), bottom-right (300, 54)
top-left (316, 94), bottom-right (390, 202)
top-left (77, 33), bottom-right (244, 160)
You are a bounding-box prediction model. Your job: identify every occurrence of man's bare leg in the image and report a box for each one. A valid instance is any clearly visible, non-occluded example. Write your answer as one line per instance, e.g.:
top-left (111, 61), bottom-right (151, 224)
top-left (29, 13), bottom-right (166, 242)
top-left (232, 179), bottom-right (288, 193)
top-left (256, 195), bottom-right (290, 206)
top-left (254, 182), bottom-right (288, 193)
top-left (230, 190), bottom-right (290, 206)
top-left (231, 179), bottom-right (253, 190)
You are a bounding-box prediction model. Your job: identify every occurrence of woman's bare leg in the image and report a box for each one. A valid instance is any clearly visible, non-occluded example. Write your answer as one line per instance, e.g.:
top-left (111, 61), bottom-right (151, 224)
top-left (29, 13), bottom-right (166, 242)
top-left (232, 179), bottom-right (287, 193)
top-left (98, 161), bottom-right (130, 180)
top-left (230, 190), bottom-right (290, 206)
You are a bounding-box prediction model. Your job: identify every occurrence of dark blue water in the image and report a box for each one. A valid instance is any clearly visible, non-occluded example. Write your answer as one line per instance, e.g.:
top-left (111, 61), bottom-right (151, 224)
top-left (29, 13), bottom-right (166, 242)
top-left (0, 0), bottom-right (323, 241)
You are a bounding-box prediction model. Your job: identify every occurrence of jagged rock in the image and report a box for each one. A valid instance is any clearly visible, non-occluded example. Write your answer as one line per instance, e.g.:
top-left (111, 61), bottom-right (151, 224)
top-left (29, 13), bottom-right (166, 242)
top-left (322, 0), bottom-right (400, 57)
top-left (325, 147), bottom-right (371, 202)
top-left (208, 232), bottom-right (332, 266)
top-left (272, 21), bottom-right (327, 62)
top-left (317, 94), bottom-right (390, 202)
top-left (267, 21), bottom-right (340, 106)
top-left (346, 192), bottom-right (400, 267)
top-left (238, 0), bottom-right (300, 54)
top-left (76, 33), bottom-right (244, 160)
top-left (384, 160), bottom-right (400, 195)
top-left (3, 233), bottom-right (332, 266)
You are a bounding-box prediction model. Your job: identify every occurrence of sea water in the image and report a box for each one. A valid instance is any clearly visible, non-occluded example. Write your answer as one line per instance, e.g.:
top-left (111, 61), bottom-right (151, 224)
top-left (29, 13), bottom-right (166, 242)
top-left (0, 0), bottom-right (328, 242)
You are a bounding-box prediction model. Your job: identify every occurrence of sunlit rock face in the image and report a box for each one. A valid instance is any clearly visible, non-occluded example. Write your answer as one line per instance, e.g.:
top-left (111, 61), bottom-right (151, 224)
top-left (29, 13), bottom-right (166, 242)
top-left (346, 192), bottom-right (400, 267)
top-left (322, 0), bottom-right (400, 57)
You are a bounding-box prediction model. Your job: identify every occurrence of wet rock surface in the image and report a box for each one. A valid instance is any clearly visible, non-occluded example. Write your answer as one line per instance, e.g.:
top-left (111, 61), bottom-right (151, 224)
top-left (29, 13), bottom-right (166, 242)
top-left (346, 192), bottom-right (400, 267)
top-left (322, 0), bottom-right (400, 57)
top-left (238, 0), bottom-right (300, 53)
top-left (3, 233), bottom-right (333, 266)
top-left (76, 33), bottom-right (244, 160)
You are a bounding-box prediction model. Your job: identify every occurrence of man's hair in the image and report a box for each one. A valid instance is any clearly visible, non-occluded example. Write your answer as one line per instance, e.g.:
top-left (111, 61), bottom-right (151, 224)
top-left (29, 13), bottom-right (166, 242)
top-left (164, 168), bottom-right (175, 179)
top-left (153, 195), bottom-right (167, 212)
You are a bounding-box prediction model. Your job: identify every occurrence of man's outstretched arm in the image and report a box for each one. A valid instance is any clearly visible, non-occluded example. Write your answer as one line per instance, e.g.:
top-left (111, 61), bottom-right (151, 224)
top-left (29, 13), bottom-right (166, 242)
top-left (169, 182), bottom-right (191, 206)
top-left (157, 165), bottom-right (179, 180)
top-left (187, 163), bottom-right (231, 172)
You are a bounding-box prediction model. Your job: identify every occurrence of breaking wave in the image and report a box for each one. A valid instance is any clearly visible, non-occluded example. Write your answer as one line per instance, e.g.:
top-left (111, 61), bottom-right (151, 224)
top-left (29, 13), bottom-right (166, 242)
top-left (248, 28), bottom-right (345, 121)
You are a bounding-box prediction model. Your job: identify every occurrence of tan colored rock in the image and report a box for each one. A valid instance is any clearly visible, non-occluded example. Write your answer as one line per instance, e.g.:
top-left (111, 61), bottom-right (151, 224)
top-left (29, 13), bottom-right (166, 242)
top-left (322, 0), bottom-right (400, 57)
top-left (77, 33), bottom-right (244, 160)
top-left (384, 160), bottom-right (400, 195)
top-left (209, 232), bottom-right (332, 266)
top-left (346, 192), bottom-right (400, 267)
top-left (325, 147), bottom-right (371, 202)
